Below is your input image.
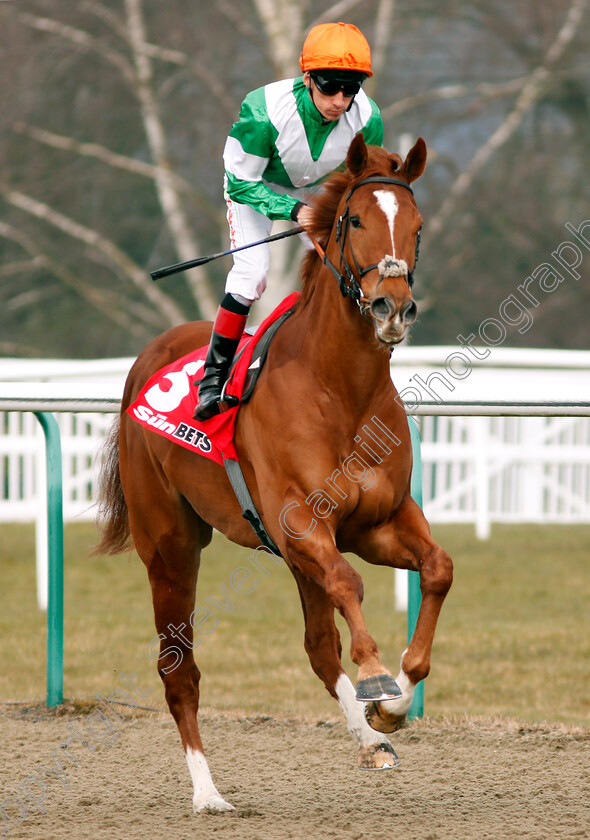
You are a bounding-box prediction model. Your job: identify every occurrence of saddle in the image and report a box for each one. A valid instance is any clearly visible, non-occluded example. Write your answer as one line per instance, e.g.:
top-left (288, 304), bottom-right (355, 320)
top-left (225, 305), bottom-right (295, 404)
top-left (128, 292), bottom-right (299, 464)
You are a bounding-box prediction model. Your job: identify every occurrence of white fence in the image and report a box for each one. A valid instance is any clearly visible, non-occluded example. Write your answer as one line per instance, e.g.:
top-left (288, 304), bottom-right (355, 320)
top-left (0, 409), bottom-right (115, 522)
top-left (391, 345), bottom-right (590, 537)
top-left (1, 350), bottom-right (590, 540)
top-left (419, 414), bottom-right (590, 537)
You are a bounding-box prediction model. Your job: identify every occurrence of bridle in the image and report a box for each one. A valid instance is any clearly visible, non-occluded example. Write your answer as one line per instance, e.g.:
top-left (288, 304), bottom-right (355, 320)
top-left (311, 176), bottom-right (422, 314)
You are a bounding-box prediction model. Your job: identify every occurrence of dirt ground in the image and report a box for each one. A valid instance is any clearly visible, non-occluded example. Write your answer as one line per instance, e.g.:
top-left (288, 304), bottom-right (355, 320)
top-left (0, 703), bottom-right (588, 840)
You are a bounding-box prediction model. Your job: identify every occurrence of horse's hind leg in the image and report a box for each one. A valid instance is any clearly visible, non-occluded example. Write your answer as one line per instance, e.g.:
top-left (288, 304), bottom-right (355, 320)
top-left (291, 569), bottom-right (400, 769)
top-left (122, 445), bottom-right (233, 812)
top-left (138, 519), bottom-right (234, 811)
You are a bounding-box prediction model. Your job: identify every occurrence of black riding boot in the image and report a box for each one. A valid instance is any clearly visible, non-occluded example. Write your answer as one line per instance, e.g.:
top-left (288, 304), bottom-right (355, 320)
top-left (193, 332), bottom-right (241, 420)
top-left (193, 294), bottom-right (249, 421)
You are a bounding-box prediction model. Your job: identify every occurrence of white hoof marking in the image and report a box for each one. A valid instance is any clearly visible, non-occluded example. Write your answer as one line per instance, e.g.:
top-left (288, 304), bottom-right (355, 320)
top-left (335, 673), bottom-right (392, 749)
top-left (186, 747), bottom-right (234, 813)
top-left (379, 668), bottom-right (414, 718)
top-left (193, 794), bottom-right (235, 813)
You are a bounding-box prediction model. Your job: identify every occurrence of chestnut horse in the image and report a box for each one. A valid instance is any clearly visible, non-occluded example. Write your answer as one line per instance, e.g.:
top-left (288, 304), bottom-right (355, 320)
top-left (96, 135), bottom-right (453, 812)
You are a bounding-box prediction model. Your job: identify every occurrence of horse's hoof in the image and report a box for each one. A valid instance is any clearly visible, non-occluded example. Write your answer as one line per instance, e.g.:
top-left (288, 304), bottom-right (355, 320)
top-left (355, 674), bottom-right (402, 702)
top-left (193, 794), bottom-right (235, 814)
top-left (358, 741), bottom-right (401, 770)
top-left (364, 701), bottom-right (407, 734)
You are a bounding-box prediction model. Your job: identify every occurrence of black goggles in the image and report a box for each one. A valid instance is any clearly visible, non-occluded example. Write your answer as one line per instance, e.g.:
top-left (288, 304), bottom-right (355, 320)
top-left (310, 71), bottom-right (364, 98)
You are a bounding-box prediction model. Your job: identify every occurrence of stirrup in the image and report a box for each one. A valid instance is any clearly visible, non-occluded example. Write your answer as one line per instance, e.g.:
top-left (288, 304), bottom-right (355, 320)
top-left (193, 383), bottom-right (239, 421)
top-left (219, 380), bottom-right (239, 412)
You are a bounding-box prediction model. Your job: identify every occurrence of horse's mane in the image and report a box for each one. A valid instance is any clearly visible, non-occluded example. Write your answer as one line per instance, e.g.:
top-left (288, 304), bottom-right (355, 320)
top-left (299, 146), bottom-right (404, 306)
top-left (299, 170), bottom-right (351, 305)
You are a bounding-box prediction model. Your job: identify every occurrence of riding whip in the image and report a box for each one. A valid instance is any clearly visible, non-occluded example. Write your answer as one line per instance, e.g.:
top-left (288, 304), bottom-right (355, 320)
top-left (151, 226), bottom-right (304, 281)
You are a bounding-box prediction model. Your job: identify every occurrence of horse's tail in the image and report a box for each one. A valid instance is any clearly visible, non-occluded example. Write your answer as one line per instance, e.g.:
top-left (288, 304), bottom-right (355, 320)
top-left (93, 417), bottom-right (133, 555)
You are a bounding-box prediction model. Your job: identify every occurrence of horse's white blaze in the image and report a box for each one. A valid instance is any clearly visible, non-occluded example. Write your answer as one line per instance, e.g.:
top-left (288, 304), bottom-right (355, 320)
top-left (374, 190), bottom-right (399, 256)
top-left (186, 747), bottom-right (234, 812)
top-left (335, 673), bottom-right (390, 748)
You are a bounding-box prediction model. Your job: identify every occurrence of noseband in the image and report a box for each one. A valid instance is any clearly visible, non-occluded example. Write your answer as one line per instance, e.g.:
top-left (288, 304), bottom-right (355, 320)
top-left (315, 176), bottom-right (422, 309)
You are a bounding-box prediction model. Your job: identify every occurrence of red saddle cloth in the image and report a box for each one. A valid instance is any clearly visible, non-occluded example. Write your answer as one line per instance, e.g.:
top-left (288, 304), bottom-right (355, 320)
top-left (127, 292), bottom-right (300, 465)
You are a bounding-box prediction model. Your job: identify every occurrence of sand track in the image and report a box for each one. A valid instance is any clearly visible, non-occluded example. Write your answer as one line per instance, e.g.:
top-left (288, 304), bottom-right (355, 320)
top-left (0, 704), bottom-right (588, 840)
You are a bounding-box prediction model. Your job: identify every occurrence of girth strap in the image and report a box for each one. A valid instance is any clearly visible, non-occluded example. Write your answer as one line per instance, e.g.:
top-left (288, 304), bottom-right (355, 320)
top-left (223, 458), bottom-right (282, 557)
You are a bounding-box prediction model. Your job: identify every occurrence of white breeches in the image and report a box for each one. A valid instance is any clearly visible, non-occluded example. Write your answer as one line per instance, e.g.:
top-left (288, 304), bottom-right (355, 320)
top-left (225, 199), bottom-right (274, 301)
top-left (224, 190), bottom-right (319, 302)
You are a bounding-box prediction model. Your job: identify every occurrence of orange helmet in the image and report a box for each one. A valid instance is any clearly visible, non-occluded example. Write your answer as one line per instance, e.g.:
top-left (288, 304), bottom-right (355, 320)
top-left (299, 22), bottom-right (373, 77)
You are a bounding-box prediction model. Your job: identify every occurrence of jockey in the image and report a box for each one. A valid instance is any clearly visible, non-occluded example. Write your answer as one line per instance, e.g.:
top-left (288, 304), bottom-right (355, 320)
top-left (194, 22), bottom-right (384, 420)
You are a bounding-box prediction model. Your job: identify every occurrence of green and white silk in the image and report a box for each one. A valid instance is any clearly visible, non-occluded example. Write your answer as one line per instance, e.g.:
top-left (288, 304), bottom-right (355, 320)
top-left (223, 77), bottom-right (383, 222)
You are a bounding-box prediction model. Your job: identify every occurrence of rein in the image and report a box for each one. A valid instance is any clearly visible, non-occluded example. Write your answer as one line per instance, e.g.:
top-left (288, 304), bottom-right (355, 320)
top-left (310, 175), bottom-right (421, 313)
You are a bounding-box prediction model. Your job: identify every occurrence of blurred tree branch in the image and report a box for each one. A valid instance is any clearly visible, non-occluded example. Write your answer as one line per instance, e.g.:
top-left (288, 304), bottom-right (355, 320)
top-left (310, 0), bottom-right (364, 26)
top-left (12, 122), bottom-right (195, 197)
top-left (6, 0), bottom-right (220, 320)
top-left (428, 0), bottom-right (588, 238)
top-left (0, 222), bottom-right (157, 340)
top-left (382, 77), bottom-right (528, 120)
top-left (365, 0), bottom-right (395, 98)
top-left (251, 0), bottom-right (303, 77)
top-left (0, 189), bottom-right (186, 326)
top-left (123, 0), bottom-right (217, 318)
top-left (13, 10), bottom-right (137, 86)
top-left (1, 1), bottom-right (588, 354)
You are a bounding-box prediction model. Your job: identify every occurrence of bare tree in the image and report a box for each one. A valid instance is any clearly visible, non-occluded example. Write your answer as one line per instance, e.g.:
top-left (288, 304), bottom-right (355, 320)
top-left (428, 0), bottom-right (588, 239)
top-left (1, 0), bottom-right (588, 356)
top-left (1, 1), bottom-right (221, 328)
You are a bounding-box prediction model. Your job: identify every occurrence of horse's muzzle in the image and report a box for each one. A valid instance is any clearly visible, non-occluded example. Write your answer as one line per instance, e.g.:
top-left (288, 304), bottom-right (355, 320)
top-left (369, 296), bottom-right (417, 344)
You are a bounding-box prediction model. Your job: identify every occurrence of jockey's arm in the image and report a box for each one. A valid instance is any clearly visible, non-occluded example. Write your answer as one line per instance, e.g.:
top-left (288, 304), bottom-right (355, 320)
top-left (223, 88), bottom-right (301, 222)
top-left (223, 160), bottom-right (301, 222)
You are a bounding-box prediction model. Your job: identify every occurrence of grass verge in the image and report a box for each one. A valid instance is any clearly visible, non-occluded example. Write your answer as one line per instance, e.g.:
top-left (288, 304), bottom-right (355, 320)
top-left (0, 522), bottom-right (588, 727)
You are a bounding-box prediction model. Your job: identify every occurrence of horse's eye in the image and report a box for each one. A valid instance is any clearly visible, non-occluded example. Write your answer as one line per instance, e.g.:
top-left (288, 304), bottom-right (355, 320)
top-left (350, 215), bottom-right (362, 228)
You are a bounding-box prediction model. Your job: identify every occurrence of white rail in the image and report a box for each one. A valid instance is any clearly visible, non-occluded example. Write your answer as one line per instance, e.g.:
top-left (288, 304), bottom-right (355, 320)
top-left (2, 389), bottom-right (590, 612)
top-left (2, 348), bottom-right (590, 602)
top-left (1, 383), bottom-right (589, 417)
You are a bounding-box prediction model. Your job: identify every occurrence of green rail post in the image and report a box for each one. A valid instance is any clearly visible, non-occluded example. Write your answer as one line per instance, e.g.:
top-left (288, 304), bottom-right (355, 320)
top-left (34, 412), bottom-right (64, 707)
top-left (407, 415), bottom-right (424, 719)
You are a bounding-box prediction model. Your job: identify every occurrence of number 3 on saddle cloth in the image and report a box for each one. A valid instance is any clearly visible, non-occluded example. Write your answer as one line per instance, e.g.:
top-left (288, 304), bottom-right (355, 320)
top-left (127, 292), bottom-right (300, 467)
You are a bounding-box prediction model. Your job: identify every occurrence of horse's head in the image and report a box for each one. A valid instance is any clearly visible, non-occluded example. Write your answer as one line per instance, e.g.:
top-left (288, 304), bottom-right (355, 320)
top-left (334, 134), bottom-right (426, 346)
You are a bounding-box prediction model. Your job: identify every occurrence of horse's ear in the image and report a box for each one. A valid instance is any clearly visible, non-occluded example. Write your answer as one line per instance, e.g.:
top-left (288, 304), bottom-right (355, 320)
top-left (347, 133), bottom-right (368, 175)
top-left (389, 154), bottom-right (403, 173)
top-left (400, 137), bottom-right (427, 184)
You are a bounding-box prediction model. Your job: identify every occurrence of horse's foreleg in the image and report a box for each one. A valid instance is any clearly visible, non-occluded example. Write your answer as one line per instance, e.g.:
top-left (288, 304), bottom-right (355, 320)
top-left (282, 517), bottom-right (401, 709)
top-left (358, 495), bottom-right (453, 733)
top-left (291, 569), bottom-right (400, 769)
